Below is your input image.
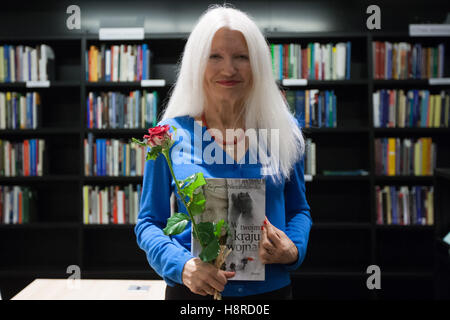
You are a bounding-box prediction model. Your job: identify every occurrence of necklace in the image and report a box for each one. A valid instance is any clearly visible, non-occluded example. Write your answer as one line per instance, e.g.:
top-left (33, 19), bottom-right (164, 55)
top-left (201, 113), bottom-right (246, 145)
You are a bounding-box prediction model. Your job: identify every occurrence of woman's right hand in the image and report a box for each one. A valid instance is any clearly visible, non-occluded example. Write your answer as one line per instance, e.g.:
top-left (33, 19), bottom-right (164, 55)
top-left (182, 257), bottom-right (235, 296)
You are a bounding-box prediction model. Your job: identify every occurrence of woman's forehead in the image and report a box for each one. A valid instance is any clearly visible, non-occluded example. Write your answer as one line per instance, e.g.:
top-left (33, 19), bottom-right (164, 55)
top-left (211, 28), bottom-right (248, 49)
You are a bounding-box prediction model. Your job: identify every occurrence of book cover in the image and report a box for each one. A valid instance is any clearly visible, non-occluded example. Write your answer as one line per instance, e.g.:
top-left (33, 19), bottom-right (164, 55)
top-left (192, 178), bottom-right (266, 281)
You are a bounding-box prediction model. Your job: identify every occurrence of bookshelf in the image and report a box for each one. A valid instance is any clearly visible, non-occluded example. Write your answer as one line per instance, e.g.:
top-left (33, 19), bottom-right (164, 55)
top-left (0, 31), bottom-right (449, 300)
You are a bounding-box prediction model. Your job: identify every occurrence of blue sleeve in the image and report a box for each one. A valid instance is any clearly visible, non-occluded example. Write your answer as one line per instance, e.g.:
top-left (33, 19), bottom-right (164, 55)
top-left (283, 152), bottom-right (313, 272)
top-left (134, 126), bottom-right (194, 287)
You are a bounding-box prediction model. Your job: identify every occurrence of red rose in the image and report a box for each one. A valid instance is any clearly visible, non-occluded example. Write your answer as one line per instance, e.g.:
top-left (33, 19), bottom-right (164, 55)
top-left (143, 124), bottom-right (172, 147)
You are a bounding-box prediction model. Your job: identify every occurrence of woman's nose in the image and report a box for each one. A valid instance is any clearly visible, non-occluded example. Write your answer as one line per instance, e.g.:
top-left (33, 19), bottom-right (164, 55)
top-left (222, 57), bottom-right (237, 76)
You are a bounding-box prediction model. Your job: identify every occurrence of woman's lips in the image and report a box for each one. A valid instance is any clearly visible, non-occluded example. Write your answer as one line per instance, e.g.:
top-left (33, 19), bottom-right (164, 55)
top-left (217, 80), bottom-right (241, 86)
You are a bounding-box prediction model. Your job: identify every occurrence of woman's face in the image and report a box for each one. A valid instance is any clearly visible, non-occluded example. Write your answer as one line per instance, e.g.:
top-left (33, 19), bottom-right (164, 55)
top-left (203, 27), bottom-right (253, 109)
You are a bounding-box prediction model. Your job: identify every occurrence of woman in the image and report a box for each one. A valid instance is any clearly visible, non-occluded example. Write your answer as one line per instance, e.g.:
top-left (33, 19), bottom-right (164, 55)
top-left (135, 5), bottom-right (312, 300)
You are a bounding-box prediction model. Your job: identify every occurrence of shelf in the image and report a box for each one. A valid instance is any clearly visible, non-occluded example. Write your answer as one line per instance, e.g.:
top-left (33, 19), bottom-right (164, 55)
top-left (85, 80), bottom-right (166, 88)
top-left (278, 79), bottom-right (368, 87)
top-left (373, 128), bottom-right (450, 134)
top-left (0, 175), bottom-right (80, 182)
top-left (374, 175), bottom-right (434, 183)
top-left (86, 128), bottom-right (148, 135)
top-left (83, 176), bottom-right (143, 183)
top-left (83, 224), bottom-right (135, 229)
top-left (303, 128), bottom-right (369, 133)
top-left (311, 175), bottom-right (370, 181)
top-left (312, 223), bottom-right (371, 229)
top-left (0, 222), bottom-right (80, 229)
top-left (0, 81), bottom-right (81, 88)
top-left (375, 224), bottom-right (434, 230)
top-left (0, 128), bottom-right (80, 135)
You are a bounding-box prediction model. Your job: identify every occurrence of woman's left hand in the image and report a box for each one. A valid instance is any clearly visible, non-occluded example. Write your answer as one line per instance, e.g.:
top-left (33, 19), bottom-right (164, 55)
top-left (258, 217), bottom-right (298, 265)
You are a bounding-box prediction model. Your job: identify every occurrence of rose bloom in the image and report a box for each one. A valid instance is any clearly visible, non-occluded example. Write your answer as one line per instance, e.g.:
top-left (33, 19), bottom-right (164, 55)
top-left (144, 124), bottom-right (172, 147)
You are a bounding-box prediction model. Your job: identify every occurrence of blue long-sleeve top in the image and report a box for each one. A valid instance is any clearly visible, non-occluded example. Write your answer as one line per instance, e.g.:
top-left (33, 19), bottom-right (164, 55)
top-left (134, 115), bottom-right (312, 297)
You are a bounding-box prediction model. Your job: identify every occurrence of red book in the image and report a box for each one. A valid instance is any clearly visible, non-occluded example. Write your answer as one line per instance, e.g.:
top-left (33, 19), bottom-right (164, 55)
top-left (283, 44), bottom-right (288, 79)
top-left (24, 140), bottom-right (30, 176)
top-left (380, 42), bottom-right (386, 79)
top-left (374, 41), bottom-right (380, 79)
top-left (113, 187), bottom-right (118, 224)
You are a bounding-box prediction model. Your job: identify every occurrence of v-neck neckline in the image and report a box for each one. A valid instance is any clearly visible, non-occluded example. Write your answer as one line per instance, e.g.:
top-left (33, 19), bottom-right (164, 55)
top-left (190, 116), bottom-right (250, 165)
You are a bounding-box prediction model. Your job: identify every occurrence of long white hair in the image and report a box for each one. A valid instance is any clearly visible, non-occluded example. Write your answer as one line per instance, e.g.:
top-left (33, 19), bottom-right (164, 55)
top-left (161, 4), bottom-right (305, 184)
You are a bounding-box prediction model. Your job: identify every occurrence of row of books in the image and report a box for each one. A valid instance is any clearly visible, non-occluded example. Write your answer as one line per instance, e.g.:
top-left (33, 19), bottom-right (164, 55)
top-left (0, 139), bottom-right (45, 177)
top-left (373, 89), bottom-right (450, 128)
top-left (0, 44), bottom-right (55, 82)
top-left (271, 42), bottom-right (351, 81)
top-left (375, 138), bottom-right (436, 176)
top-left (304, 138), bottom-right (316, 176)
top-left (372, 41), bottom-right (445, 79)
top-left (285, 89), bottom-right (337, 128)
top-left (87, 90), bottom-right (158, 129)
top-left (376, 185), bottom-right (433, 225)
top-left (87, 44), bottom-right (152, 82)
top-left (84, 134), bottom-right (146, 177)
top-left (0, 91), bottom-right (41, 129)
top-left (0, 186), bottom-right (36, 224)
top-left (83, 184), bottom-right (142, 224)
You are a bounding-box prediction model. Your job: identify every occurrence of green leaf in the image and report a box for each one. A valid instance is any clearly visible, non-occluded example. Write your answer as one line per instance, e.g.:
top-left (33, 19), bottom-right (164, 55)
top-left (199, 238), bottom-right (220, 262)
top-left (196, 222), bottom-right (215, 246)
top-left (163, 213), bottom-right (190, 236)
top-left (181, 172), bottom-right (206, 198)
top-left (147, 145), bottom-right (163, 160)
top-left (131, 137), bottom-right (147, 147)
top-left (189, 191), bottom-right (205, 216)
top-left (214, 219), bottom-right (228, 238)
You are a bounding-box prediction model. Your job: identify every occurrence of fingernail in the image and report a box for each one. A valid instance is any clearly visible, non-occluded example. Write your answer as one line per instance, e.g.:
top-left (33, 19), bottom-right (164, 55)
top-left (263, 220), bottom-right (267, 225)
top-left (261, 226), bottom-right (264, 230)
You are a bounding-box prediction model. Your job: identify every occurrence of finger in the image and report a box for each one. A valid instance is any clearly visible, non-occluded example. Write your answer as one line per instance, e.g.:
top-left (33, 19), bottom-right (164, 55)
top-left (264, 218), bottom-right (281, 246)
top-left (208, 274), bottom-right (226, 292)
top-left (223, 271), bottom-right (236, 279)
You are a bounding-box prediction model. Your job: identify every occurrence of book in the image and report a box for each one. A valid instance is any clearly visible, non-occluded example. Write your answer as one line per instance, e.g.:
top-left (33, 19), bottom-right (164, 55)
top-left (192, 178), bottom-right (266, 281)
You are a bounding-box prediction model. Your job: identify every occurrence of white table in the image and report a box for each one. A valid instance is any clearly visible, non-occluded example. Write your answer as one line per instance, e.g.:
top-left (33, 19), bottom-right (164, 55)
top-left (11, 279), bottom-right (167, 300)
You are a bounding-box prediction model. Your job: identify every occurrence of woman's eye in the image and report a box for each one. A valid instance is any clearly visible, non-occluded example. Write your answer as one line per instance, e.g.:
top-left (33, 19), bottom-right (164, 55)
top-left (238, 55), bottom-right (249, 60)
top-left (209, 54), bottom-right (221, 59)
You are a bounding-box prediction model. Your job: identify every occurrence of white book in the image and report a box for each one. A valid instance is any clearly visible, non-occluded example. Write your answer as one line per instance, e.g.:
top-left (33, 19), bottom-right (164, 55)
top-left (105, 49), bottom-right (111, 80)
top-left (5, 141), bottom-right (10, 176)
top-left (30, 48), bottom-right (38, 81)
top-left (311, 142), bottom-right (316, 176)
top-left (102, 189), bottom-right (108, 224)
top-left (38, 139), bottom-right (45, 176)
top-left (4, 188), bottom-right (10, 223)
top-left (117, 190), bottom-right (124, 224)
top-left (335, 43), bottom-right (346, 80)
top-left (112, 45), bottom-right (119, 81)
top-left (0, 92), bottom-right (5, 129)
top-left (136, 145), bottom-right (142, 176)
top-left (23, 46), bottom-right (29, 81)
top-left (39, 44), bottom-right (54, 81)
top-left (12, 186), bottom-right (18, 224)
top-left (373, 91), bottom-right (380, 127)
top-left (32, 92), bottom-right (37, 129)
top-left (119, 45), bottom-right (126, 81)
top-left (297, 44), bottom-right (302, 80)
top-left (9, 46), bottom-right (15, 82)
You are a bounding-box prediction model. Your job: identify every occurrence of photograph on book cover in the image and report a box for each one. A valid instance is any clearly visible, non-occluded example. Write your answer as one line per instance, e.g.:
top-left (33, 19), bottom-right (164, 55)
top-left (192, 178), bottom-right (266, 281)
